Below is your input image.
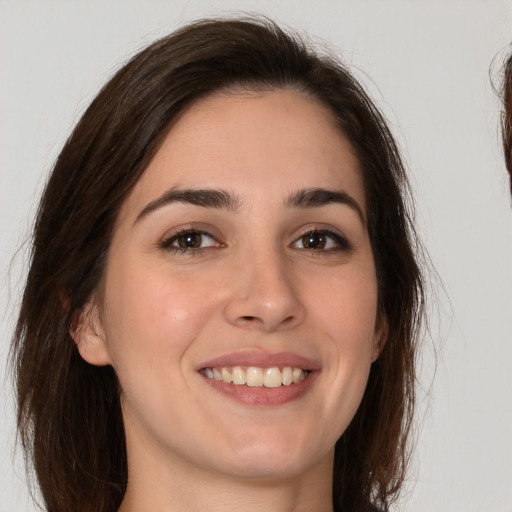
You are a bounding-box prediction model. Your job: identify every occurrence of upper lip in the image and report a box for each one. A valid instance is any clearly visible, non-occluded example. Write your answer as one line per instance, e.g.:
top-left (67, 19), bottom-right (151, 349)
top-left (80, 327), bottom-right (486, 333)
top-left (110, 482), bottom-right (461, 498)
top-left (197, 350), bottom-right (321, 371)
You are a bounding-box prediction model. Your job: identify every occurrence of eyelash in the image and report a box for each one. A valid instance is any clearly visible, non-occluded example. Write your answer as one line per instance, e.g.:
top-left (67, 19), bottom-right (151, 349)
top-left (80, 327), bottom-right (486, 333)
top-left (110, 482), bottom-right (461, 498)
top-left (160, 228), bottom-right (221, 255)
top-left (294, 228), bottom-right (353, 252)
top-left (160, 227), bottom-right (352, 255)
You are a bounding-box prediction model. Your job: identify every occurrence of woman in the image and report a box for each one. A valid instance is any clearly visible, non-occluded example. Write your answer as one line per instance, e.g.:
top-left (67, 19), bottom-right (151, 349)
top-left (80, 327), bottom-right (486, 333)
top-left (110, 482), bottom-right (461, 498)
top-left (11, 17), bottom-right (425, 512)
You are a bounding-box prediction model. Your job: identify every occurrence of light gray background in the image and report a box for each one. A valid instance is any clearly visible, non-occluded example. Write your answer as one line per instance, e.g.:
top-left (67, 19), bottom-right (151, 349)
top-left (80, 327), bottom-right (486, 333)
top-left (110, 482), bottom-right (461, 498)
top-left (1, 1), bottom-right (511, 511)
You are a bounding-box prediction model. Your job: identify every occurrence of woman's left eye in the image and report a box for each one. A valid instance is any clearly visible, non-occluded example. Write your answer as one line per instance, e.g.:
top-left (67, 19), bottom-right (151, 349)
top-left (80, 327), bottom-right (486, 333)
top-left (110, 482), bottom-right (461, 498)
top-left (292, 230), bottom-right (350, 251)
top-left (161, 230), bottom-right (219, 252)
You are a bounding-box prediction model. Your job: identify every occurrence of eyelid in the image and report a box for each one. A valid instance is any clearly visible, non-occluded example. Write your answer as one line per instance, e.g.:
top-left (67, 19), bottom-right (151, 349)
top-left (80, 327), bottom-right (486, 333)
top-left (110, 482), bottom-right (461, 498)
top-left (292, 225), bottom-right (353, 252)
top-left (157, 222), bottom-right (352, 256)
top-left (159, 224), bottom-right (224, 252)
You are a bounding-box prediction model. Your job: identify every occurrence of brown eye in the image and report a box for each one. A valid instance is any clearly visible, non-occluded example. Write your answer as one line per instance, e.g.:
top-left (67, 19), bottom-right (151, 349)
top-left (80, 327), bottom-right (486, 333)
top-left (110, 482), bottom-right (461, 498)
top-left (176, 232), bottom-right (203, 248)
top-left (292, 229), bottom-right (351, 252)
top-left (301, 232), bottom-right (326, 249)
top-left (162, 230), bottom-right (219, 252)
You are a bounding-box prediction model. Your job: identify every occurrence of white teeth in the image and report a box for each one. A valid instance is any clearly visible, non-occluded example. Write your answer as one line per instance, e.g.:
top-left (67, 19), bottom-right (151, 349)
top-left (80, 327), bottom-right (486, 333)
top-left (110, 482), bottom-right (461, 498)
top-left (232, 366), bottom-right (246, 385)
top-left (246, 367), bottom-right (264, 387)
top-left (203, 366), bottom-right (309, 387)
top-left (264, 367), bottom-right (282, 388)
top-left (282, 366), bottom-right (293, 386)
top-left (293, 367), bottom-right (304, 383)
top-left (221, 368), bottom-right (233, 383)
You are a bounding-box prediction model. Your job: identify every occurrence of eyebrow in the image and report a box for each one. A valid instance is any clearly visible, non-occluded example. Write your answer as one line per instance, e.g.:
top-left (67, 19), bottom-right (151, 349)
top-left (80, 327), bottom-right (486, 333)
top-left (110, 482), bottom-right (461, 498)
top-left (135, 188), bottom-right (242, 223)
top-left (285, 187), bottom-right (365, 223)
top-left (135, 186), bottom-right (365, 224)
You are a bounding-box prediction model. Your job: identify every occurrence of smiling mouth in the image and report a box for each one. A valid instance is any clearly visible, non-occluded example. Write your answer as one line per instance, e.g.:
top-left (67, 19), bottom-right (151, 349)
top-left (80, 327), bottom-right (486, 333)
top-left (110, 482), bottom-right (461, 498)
top-left (201, 366), bottom-right (310, 388)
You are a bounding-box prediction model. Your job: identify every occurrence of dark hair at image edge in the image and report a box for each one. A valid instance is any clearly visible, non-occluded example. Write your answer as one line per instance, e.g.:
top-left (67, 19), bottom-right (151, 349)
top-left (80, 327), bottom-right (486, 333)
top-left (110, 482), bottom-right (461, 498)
top-left (11, 16), bottom-right (426, 512)
top-left (501, 50), bottom-right (512, 195)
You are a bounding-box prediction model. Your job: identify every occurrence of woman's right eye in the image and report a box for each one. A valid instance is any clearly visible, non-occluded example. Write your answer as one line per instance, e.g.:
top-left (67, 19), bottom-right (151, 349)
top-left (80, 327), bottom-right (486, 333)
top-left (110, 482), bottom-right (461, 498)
top-left (161, 229), bottom-right (219, 253)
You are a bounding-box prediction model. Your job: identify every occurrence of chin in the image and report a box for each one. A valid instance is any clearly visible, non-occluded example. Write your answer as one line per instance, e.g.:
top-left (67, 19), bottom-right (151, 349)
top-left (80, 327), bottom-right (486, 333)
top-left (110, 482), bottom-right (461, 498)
top-left (219, 455), bottom-right (312, 481)
top-left (209, 431), bottom-right (331, 481)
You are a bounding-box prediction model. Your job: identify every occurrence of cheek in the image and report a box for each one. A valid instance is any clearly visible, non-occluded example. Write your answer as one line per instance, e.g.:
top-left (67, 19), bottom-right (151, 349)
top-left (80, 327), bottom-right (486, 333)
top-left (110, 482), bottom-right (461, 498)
top-left (311, 268), bottom-right (378, 417)
top-left (100, 259), bottom-right (222, 371)
top-left (315, 268), bottom-right (378, 348)
top-left (98, 261), bottom-right (225, 438)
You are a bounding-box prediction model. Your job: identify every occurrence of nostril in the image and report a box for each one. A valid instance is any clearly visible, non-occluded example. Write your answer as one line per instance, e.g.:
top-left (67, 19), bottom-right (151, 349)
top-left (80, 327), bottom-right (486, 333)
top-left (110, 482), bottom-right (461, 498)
top-left (281, 315), bottom-right (295, 325)
top-left (238, 314), bottom-right (295, 327)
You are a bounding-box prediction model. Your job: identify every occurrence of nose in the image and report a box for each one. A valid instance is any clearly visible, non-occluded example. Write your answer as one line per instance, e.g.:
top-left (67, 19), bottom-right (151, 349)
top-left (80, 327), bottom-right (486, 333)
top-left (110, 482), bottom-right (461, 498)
top-left (223, 248), bottom-right (306, 332)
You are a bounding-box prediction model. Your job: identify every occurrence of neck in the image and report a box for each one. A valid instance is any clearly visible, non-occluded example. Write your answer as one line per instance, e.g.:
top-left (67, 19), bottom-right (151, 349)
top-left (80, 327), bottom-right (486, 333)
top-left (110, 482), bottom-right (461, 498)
top-left (118, 440), bottom-right (334, 512)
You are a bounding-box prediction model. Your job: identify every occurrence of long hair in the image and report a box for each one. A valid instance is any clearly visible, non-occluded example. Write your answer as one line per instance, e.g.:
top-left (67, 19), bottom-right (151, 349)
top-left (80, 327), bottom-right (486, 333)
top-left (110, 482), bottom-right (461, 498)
top-left (11, 17), bottom-right (425, 512)
top-left (501, 51), bottom-right (512, 195)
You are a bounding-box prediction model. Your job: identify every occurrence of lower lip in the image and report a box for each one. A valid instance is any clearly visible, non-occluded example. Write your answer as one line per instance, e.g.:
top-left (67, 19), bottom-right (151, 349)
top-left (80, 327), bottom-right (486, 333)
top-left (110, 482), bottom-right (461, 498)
top-left (201, 372), bottom-right (318, 406)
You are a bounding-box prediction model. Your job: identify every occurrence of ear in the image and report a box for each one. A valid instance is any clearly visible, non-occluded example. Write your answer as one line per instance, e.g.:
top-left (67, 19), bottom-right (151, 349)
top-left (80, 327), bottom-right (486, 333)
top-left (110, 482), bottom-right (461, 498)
top-left (70, 301), bottom-right (111, 366)
top-left (371, 315), bottom-right (388, 363)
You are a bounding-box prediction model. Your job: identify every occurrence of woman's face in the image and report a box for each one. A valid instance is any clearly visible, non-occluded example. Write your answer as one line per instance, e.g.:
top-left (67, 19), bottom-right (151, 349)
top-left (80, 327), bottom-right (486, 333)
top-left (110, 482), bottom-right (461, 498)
top-left (78, 89), bottom-right (384, 483)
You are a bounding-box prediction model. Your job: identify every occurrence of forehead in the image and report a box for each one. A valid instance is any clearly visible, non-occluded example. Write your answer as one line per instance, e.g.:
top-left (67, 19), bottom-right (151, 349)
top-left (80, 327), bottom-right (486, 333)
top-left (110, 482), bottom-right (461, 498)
top-left (119, 88), bottom-right (366, 221)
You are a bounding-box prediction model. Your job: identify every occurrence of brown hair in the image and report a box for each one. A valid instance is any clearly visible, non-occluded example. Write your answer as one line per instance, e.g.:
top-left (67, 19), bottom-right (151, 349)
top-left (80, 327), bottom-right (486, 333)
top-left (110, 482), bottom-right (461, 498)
top-left (502, 51), bottom-right (512, 195)
top-left (11, 17), bottom-right (425, 512)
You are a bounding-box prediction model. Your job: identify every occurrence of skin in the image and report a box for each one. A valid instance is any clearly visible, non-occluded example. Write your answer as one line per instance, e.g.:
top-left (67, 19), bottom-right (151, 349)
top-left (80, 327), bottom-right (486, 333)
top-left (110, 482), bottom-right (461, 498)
top-left (74, 88), bottom-right (386, 512)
